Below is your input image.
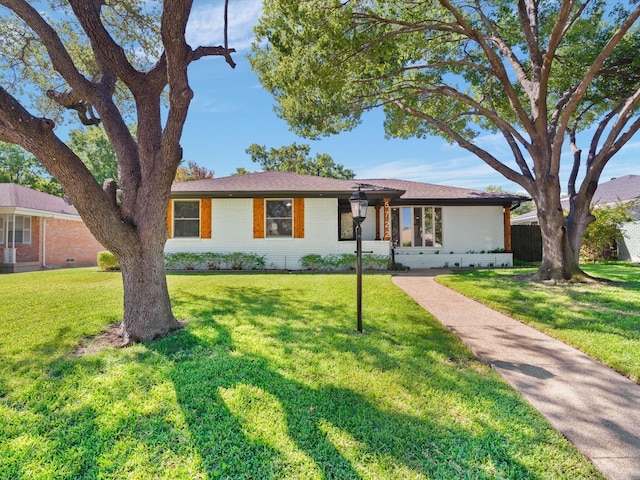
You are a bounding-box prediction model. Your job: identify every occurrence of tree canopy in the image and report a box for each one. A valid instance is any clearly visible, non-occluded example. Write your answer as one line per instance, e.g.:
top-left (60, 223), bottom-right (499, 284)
top-left (246, 142), bottom-right (356, 179)
top-left (67, 127), bottom-right (119, 187)
top-left (251, 0), bottom-right (640, 281)
top-left (174, 160), bottom-right (214, 183)
top-left (0, 142), bottom-right (62, 195)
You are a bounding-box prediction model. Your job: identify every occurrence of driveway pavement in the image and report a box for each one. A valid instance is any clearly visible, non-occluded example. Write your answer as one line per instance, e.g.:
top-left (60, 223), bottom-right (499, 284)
top-left (392, 271), bottom-right (640, 480)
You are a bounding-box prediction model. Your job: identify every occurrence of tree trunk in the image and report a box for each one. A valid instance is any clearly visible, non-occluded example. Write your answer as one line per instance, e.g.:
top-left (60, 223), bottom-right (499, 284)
top-left (118, 239), bottom-right (183, 344)
top-left (529, 178), bottom-right (587, 282)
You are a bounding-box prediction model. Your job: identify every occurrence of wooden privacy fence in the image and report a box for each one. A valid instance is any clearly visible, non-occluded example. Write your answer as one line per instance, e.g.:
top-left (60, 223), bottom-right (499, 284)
top-left (511, 225), bottom-right (542, 262)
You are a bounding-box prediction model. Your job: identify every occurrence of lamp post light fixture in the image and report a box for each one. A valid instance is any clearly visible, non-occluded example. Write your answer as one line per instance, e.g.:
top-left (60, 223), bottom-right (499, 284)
top-left (350, 186), bottom-right (368, 333)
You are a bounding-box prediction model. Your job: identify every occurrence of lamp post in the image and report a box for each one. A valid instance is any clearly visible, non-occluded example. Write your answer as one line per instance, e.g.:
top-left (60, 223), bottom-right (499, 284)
top-left (350, 186), bottom-right (368, 333)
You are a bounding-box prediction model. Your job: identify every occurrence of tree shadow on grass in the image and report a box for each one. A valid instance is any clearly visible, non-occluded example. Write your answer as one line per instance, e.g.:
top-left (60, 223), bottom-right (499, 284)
top-left (447, 269), bottom-right (640, 340)
top-left (149, 284), bottom-right (596, 479)
top-left (0, 276), bottom-right (602, 479)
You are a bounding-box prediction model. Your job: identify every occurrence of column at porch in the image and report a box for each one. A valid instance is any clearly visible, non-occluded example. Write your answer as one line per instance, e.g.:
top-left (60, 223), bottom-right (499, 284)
top-left (383, 198), bottom-right (391, 241)
top-left (504, 206), bottom-right (512, 252)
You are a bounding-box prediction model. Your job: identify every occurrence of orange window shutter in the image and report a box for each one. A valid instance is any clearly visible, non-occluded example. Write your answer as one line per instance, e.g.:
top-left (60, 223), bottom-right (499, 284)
top-left (253, 198), bottom-right (265, 238)
top-left (293, 198), bottom-right (304, 238)
top-left (167, 201), bottom-right (173, 238)
top-left (201, 198), bottom-right (212, 238)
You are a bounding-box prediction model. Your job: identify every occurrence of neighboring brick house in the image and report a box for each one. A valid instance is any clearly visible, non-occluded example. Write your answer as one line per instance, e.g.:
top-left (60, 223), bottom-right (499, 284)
top-left (0, 183), bottom-right (104, 273)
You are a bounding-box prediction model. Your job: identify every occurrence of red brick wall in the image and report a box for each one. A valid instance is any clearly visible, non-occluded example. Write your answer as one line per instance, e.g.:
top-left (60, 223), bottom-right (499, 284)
top-left (15, 217), bottom-right (41, 263)
top-left (44, 217), bottom-right (104, 268)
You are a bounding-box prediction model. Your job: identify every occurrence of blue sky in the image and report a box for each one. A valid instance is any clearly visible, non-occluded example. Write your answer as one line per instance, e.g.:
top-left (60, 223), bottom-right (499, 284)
top-left (180, 0), bottom-right (639, 193)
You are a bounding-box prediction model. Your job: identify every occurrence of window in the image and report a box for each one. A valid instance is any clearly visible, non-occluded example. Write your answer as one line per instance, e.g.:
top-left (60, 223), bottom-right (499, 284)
top-left (5, 216), bottom-right (31, 245)
top-left (391, 207), bottom-right (442, 247)
top-left (173, 200), bottom-right (200, 237)
top-left (338, 204), bottom-right (355, 240)
top-left (266, 199), bottom-right (292, 237)
top-left (0, 218), bottom-right (3, 245)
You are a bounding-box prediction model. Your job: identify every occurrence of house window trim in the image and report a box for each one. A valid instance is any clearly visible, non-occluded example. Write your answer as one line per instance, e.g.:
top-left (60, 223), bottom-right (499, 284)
top-left (0, 217), bottom-right (4, 245)
top-left (338, 203), bottom-right (356, 241)
top-left (392, 206), bottom-right (443, 248)
top-left (172, 199), bottom-right (201, 238)
top-left (5, 215), bottom-right (32, 245)
top-left (265, 198), bottom-right (294, 239)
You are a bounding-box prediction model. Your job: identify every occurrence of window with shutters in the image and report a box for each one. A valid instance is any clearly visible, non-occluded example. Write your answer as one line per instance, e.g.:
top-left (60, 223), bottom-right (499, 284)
top-left (173, 200), bottom-right (200, 237)
top-left (266, 199), bottom-right (293, 237)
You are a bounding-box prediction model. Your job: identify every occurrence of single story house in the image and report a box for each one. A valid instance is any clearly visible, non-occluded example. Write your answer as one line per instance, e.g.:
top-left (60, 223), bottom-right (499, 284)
top-left (512, 174), bottom-right (640, 262)
top-left (168, 171), bottom-right (525, 270)
top-left (0, 183), bottom-right (104, 273)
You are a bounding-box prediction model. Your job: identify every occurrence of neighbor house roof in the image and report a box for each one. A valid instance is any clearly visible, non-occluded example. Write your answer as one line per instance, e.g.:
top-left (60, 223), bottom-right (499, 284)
top-left (0, 183), bottom-right (79, 217)
top-left (171, 171), bottom-right (526, 206)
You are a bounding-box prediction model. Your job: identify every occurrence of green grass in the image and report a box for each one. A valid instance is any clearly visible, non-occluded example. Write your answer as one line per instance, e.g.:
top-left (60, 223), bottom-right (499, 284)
top-left (437, 263), bottom-right (640, 383)
top-left (0, 269), bottom-right (602, 479)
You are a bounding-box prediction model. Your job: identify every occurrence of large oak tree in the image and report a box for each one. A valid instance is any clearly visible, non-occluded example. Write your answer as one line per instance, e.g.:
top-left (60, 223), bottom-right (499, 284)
top-left (251, 0), bottom-right (640, 281)
top-left (0, 0), bottom-right (235, 342)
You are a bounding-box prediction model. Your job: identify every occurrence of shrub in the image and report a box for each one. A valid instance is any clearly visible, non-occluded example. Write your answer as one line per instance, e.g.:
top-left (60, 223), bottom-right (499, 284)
top-left (97, 251), bottom-right (120, 271)
top-left (164, 252), bottom-right (266, 271)
top-left (299, 253), bottom-right (390, 271)
top-left (164, 252), bottom-right (202, 270)
top-left (225, 252), bottom-right (266, 270)
top-left (299, 254), bottom-right (325, 270)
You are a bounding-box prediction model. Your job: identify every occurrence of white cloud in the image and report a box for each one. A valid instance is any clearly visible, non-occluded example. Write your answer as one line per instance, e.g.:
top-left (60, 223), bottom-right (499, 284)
top-left (358, 157), bottom-right (514, 190)
top-left (186, 0), bottom-right (262, 52)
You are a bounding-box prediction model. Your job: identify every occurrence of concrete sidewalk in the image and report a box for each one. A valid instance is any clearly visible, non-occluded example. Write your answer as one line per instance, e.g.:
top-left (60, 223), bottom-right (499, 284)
top-left (392, 271), bottom-right (640, 480)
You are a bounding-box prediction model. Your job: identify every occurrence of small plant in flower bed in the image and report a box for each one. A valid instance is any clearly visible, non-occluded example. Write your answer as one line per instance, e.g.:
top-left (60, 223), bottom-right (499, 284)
top-left (300, 253), bottom-right (390, 271)
top-left (165, 252), bottom-right (266, 271)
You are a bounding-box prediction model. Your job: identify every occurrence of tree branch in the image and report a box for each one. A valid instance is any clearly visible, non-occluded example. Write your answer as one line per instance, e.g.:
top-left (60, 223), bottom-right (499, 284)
top-left (393, 99), bottom-right (533, 191)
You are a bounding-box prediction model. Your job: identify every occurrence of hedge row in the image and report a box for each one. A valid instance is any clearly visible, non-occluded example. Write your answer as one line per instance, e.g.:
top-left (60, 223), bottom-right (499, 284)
top-left (97, 251), bottom-right (392, 272)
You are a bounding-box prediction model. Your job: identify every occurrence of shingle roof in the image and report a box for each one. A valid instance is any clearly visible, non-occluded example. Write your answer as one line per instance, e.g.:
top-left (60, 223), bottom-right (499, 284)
top-left (592, 175), bottom-right (640, 204)
top-left (359, 178), bottom-right (525, 204)
top-left (171, 171), bottom-right (524, 205)
top-left (0, 183), bottom-right (79, 216)
top-left (171, 171), bottom-right (404, 200)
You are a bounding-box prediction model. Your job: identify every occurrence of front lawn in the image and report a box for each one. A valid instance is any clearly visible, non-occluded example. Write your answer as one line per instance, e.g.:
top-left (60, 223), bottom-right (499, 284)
top-left (0, 269), bottom-right (602, 479)
top-left (437, 263), bottom-right (640, 383)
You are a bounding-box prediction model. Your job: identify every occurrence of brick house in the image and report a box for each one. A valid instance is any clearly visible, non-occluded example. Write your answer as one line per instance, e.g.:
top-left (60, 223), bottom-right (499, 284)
top-left (0, 183), bottom-right (104, 273)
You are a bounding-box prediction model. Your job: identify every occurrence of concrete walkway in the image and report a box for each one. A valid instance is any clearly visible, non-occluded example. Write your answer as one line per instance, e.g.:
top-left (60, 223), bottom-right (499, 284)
top-left (392, 271), bottom-right (640, 480)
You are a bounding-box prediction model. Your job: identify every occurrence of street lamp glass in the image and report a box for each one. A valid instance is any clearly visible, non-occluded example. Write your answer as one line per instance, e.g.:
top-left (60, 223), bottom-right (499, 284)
top-left (350, 189), bottom-right (368, 223)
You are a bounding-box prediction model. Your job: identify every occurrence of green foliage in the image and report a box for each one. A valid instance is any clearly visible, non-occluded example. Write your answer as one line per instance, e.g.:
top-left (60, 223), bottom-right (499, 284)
top-left (97, 251), bottom-right (121, 271)
top-left (0, 270), bottom-right (603, 478)
top-left (580, 202), bottom-right (635, 262)
top-left (164, 252), bottom-right (266, 271)
top-left (0, 3), bottom-right (162, 122)
top-left (67, 128), bottom-right (119, 186)
top-left (300, 253), bottom-right (390, 271)
top-left (246, 142), bottom-right (356, 179)
top-left (0, 142), bottom-right (63, 195)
